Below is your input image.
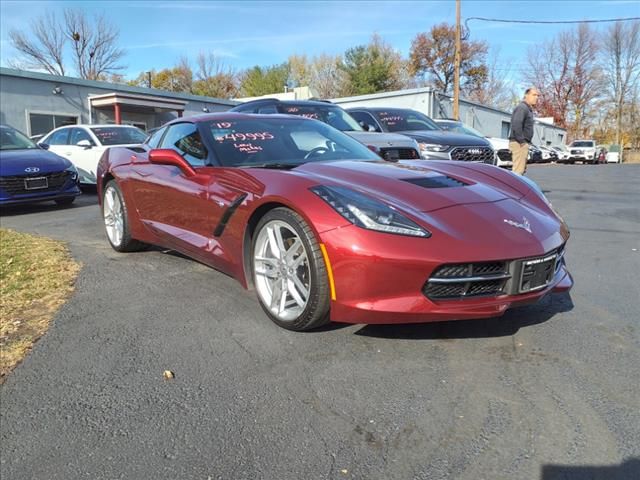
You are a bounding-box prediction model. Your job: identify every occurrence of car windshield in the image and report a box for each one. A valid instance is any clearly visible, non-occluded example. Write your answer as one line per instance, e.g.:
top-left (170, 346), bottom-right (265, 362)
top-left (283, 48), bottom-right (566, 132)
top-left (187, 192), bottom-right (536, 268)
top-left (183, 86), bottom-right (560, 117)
top-left (91, 127), bottom-right (147, 146)
top-left (571, 141), bottom-right (594, 148)
top-left (373, 109), bottom-right (440, 132)
top-left (277, 105), bottom-right (363, 132)
top-left (437, 121), bottom-right (485, 138)
top-left (206, 117), bottom-right (380, 167)
top-left (0, 127), bottom-right (38, 150)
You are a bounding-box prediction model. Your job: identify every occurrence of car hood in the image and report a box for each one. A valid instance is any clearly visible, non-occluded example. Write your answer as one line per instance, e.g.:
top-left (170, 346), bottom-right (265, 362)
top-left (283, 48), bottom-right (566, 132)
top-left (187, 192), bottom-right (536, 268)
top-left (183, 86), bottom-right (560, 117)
top-left (397, 130), bottom-right (492, 147)
top-left (345, 131), bottom-right (418, 149)
top-left (291, 159), bottom-right (531, 214)
top-left (0, 148), bottom-right (71, 176)
top-left (486, 137), bottom-right (510, 150)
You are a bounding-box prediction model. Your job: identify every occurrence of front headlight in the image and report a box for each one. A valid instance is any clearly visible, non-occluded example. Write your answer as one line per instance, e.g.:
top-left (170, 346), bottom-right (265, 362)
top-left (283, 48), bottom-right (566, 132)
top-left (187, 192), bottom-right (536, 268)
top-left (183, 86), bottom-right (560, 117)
top-left (310, 185), bottom-right (431, 237)
top-left (419, 142), bottom-right (449, 153)
top-left (65, 164), bottom-right (78, 181)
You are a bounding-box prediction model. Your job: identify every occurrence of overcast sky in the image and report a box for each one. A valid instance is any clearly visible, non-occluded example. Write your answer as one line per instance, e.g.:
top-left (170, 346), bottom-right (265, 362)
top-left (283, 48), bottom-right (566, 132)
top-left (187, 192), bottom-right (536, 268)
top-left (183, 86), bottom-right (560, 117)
top-left (1, 0), bottom-right (639, 85)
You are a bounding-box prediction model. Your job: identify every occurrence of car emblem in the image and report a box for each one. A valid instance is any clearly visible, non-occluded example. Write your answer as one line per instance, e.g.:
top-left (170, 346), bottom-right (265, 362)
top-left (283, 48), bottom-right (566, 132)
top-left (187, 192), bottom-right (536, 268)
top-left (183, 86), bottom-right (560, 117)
top-left (469, 148), bottom-right (482, 154)
top-left (504, 216), bottom-right (532, 233)
top-left (24, 167), bottom-right (40, 173)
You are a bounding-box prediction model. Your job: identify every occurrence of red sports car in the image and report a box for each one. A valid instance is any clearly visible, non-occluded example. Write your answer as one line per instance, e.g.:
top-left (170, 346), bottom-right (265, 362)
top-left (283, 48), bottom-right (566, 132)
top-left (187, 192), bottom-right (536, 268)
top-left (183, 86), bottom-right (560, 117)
top-left (97, 114), bottom-right (573, 331)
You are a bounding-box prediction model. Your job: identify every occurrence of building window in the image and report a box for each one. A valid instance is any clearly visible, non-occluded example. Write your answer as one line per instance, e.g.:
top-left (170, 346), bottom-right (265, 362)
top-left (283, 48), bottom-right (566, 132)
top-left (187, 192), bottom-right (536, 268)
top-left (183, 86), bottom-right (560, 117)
top-left (501, 121), bottom-right (511, 139)
top-left (29, 113), bottom-right (78, 137)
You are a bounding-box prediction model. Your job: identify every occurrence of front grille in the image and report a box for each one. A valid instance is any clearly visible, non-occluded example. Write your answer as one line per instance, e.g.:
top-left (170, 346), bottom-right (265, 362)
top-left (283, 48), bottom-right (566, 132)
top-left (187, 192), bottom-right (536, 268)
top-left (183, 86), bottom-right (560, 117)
top-left (423, 261), bottom-right (509, 299)
top-left (0, 171), bottom-right (72, 196)
top-left (497, 149), bottom-right (512, 161)
top-left (423, 246), bottom-right (567, 301)
top-left (379, 147), bottom-right (419, 161)
top-left (450, 146), bottom-right (494, 162)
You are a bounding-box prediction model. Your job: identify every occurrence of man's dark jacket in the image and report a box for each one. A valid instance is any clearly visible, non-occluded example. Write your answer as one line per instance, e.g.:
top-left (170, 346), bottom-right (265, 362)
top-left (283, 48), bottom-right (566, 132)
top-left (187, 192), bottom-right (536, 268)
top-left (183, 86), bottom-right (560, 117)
top-left (509, 101), bottom-right (534, 144)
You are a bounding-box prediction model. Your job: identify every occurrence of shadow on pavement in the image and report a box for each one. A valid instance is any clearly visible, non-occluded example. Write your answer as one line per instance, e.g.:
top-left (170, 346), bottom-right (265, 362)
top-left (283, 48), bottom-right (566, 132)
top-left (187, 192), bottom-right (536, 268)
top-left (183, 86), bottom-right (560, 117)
top-left (352, 292), bottom-right (574, 340)
top-left (541, 458), bottom-right (640, 480)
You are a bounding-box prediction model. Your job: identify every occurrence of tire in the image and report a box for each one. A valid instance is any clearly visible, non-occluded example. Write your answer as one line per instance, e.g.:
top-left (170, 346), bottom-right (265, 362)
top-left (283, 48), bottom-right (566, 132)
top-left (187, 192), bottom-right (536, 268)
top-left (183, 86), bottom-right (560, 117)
top-left (55, 197), bottom-right (75, 206)
top-left (102, 180), bottom-right (147, 252)
top-left (251, 207), bottom-right (330, 331)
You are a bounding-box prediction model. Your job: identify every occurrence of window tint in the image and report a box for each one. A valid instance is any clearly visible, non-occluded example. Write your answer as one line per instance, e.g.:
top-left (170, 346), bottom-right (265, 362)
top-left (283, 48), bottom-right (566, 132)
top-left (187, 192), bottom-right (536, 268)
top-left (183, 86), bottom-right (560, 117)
top-left (146, 127), bottom-right (167, 149)
top-left (46, 128), bottom-right (71, 145)
top-left (206, 117), bottom-right (379, 167)
top-left (0, 126), bottom-right (37, 150)
top-left (70, 128), bottom-right (94, 145)
top-left (91, 127), bottom-right (147, 146)
top-left (373, 110), bottom-right (440, 132)
top-left (161, 123), bottom-right (208, 166)
top-left (258, 105), bottom-right (278, 114)
top-left (349, 111), bottom-right (380, 131)
top-left (275, 105), bottom-right (363, 132)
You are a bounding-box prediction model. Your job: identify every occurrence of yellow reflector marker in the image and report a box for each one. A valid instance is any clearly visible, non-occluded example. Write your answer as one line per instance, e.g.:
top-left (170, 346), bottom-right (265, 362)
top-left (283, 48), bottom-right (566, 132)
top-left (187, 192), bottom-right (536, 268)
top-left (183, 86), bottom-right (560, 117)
top-left (319, 243), bottom-right (336, 301)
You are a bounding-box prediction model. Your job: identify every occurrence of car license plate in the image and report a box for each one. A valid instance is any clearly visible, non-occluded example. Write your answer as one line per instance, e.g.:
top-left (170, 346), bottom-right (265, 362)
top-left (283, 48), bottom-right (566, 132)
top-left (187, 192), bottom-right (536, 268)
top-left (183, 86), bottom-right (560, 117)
top-left (519, 253), bottom-right (557, 292)
top-left (24, 177), bottom-right (48, 190)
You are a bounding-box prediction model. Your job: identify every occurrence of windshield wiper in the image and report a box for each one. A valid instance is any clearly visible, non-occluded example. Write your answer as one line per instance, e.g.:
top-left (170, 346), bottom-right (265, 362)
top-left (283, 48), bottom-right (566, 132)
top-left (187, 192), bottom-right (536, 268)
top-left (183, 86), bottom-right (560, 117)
top-left (239, 163), bottom-right (301, 170)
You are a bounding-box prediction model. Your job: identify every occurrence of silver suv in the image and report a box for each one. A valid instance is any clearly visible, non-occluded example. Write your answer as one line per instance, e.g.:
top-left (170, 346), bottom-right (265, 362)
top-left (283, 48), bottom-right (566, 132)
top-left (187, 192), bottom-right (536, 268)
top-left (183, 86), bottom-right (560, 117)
top-left (569, 140), bottom-right (597, 164)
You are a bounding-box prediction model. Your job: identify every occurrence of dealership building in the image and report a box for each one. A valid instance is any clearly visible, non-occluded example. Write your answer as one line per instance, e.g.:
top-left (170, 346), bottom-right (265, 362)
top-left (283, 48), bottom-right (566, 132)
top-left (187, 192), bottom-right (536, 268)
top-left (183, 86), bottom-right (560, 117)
top-left (0, 67), bottom-right (237, 137)
top-left (1, 67), bottom-right (566, 147)
top-left (332, 87), bottom-right (567, 147)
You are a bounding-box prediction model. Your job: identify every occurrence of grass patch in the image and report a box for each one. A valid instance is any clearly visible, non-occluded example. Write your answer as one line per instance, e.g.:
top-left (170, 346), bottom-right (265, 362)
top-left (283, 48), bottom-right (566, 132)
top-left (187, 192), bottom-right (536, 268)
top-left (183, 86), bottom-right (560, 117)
top-left (0, 228), bottom-right (80, 382)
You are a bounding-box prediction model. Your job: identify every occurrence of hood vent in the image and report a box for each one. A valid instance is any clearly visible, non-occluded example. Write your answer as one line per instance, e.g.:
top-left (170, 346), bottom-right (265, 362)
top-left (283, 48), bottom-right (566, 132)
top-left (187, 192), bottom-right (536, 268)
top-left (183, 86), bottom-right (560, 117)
top-left (403, 175), bottom-right (468, 189)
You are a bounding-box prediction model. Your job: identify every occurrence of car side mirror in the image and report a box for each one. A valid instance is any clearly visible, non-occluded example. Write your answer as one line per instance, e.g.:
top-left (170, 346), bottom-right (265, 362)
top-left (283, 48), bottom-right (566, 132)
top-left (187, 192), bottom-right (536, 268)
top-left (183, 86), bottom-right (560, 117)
top-left (37, 142), bottom-right (50, 150)
top-left (149, 149), bottom-right (196, 176)
top-left (77, 139), bottom-right (93, 149)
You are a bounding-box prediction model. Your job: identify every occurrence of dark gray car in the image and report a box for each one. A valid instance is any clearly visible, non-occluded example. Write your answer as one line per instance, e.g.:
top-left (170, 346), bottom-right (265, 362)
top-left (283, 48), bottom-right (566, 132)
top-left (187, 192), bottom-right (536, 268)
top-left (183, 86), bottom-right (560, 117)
top-left (347, 107), bottom-right (494, 163)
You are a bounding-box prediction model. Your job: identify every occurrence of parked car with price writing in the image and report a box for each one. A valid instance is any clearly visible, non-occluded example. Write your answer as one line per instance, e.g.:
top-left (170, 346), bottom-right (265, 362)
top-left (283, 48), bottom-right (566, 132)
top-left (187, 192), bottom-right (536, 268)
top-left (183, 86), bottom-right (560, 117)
top-left (433, 119), bottom-right (511, 167)
top-left (97, 113), bottom-right (572, 331)
top-left (230, 99), bottom-right (421, 162)
top-left (40, 124), bottom-right (147, 184)
top-left (0, 124), bottom-right (80, 206)
top-left (347, 107), bottom-right (494, 163)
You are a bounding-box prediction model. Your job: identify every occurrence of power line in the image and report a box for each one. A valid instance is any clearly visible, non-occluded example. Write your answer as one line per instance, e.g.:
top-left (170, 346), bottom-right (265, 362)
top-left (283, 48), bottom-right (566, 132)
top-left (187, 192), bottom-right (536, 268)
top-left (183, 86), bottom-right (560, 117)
top-left (465, 16), bottom-right (640, 32)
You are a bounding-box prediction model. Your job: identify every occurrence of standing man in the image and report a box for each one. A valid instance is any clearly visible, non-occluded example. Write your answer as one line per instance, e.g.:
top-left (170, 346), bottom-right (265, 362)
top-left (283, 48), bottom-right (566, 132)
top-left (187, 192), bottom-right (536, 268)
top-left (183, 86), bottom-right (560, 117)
top-left (509, 87), bottom-right (539, 175)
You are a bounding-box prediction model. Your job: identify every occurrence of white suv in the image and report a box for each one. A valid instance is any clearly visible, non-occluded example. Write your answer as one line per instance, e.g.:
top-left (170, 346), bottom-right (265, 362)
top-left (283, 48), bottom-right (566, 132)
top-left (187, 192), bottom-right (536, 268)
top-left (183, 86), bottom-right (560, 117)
top-left (569, 140), bottom-right (597, 164)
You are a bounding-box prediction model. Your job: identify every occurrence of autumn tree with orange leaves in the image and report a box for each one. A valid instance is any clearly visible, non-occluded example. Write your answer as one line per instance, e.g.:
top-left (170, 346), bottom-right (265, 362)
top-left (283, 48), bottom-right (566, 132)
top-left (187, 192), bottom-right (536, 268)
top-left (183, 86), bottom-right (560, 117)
top-left (409, 23), bottom-right (488, 96)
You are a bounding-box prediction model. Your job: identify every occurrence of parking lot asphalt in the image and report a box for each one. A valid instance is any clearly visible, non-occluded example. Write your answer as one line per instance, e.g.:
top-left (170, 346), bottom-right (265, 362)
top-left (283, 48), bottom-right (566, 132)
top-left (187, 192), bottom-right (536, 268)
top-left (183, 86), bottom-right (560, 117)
top-left (1, 164), bottom-right (639, 480)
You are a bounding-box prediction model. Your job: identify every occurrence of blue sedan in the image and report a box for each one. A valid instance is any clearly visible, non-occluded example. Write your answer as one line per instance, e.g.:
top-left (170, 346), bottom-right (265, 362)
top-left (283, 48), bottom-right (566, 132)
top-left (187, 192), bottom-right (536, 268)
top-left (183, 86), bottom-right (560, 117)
top-left (0, 125), bottom-right (81, 206)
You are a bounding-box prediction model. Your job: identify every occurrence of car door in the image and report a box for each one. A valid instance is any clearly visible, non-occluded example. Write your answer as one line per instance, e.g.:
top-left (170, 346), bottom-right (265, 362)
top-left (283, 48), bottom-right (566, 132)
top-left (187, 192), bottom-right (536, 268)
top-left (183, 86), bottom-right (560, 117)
top-left (68, 127), bottom-right (101, 183)
top-left (130, 122), bottom-right (225, 260)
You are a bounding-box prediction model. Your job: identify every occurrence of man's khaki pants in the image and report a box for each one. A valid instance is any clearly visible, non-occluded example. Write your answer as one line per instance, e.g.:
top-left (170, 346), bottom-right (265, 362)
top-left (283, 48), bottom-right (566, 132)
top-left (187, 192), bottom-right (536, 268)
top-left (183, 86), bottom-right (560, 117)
top-left (509, 141), bottom-right (528, 175)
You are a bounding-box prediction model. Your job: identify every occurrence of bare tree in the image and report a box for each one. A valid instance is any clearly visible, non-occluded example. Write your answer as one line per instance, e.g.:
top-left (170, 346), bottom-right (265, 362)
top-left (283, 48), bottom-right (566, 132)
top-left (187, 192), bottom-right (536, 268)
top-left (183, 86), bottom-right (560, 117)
top-left (9, 12), bottom-right (66, 75)
top-left (601, 20), bottom-right (640, 149)
top-left (192, 53), bottom-right (239, 98)
top-left (465, 48), bottom-right (516, 111)
top-left (9, 9), bottom-right (124, 80)
top-left (63, 9), bottom-right (125, 80)
top-left (525, 23), bottom-right (601, 140)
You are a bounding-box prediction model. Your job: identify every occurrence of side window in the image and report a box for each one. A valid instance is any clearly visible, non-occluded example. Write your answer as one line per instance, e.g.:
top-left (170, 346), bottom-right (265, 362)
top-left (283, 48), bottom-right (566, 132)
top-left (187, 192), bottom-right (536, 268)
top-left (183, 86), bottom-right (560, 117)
top-left (46, 129), bottom-right (71, 145)
top-left (258, 105), bottom-right (278, 114)
top-left (146, 127), bottom-right (167, 149)
top-left (160, 123), bottom-right (208, 167)
top-left (70, 128), bottom-right (94, 146)
top-left (350, 111), bottom-right (380, 132)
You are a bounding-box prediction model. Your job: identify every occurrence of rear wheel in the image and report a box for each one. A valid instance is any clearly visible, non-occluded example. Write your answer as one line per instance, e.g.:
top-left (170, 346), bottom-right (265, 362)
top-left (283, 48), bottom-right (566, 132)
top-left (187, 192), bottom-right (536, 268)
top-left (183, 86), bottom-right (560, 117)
top-left (252, 208), bottom-right (330, 331)
top-left (102, 180), bottom-right (146, 252)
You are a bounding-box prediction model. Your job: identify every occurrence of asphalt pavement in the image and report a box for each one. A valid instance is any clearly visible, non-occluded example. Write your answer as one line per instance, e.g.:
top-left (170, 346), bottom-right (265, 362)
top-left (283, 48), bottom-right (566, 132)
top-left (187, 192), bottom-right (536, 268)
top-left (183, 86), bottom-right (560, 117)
top-left (1, 164), bottom-right (639, 480)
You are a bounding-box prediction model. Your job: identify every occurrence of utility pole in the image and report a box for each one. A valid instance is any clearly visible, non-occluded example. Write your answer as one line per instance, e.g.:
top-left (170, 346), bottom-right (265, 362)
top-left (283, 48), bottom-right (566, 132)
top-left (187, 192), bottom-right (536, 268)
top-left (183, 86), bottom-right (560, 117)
top-left (453, 0), bottom-right (461, 120)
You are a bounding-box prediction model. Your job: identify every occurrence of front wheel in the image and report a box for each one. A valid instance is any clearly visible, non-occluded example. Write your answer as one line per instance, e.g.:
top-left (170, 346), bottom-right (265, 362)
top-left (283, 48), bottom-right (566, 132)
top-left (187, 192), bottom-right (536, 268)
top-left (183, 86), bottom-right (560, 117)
top-left (252, 208), bottom-right (330, 331)
top-left (102, 180), bottom-right (146, 252)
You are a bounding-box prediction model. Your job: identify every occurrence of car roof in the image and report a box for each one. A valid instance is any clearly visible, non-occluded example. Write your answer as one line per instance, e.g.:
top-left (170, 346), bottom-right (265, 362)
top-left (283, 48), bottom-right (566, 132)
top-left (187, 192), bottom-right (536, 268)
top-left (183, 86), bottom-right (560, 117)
top-left (165, 112), bottom-right (319, 125)
top-left (346, 106), bottom-right (414, 112)
top-left (53, 124), bottom-right (141, 129)
top-left (233, 98), bottom-right (336, 108)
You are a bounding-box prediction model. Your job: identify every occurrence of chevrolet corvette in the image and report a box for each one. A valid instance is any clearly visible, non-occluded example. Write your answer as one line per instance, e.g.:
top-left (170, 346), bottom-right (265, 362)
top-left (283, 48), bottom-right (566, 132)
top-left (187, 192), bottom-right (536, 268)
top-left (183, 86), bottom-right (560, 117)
top-left (97, 114), bottom-right (573, 331)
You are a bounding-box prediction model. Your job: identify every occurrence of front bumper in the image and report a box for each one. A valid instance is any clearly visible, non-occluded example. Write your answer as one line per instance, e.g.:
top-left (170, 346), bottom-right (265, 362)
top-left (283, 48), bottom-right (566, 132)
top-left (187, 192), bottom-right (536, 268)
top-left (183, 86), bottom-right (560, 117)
top-left (320, 224), bottom-right (572, 325)
top-left (0, 183), bottom-right (81, 206)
